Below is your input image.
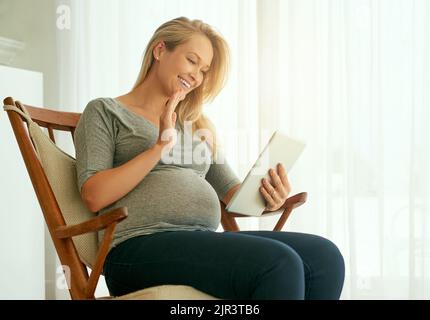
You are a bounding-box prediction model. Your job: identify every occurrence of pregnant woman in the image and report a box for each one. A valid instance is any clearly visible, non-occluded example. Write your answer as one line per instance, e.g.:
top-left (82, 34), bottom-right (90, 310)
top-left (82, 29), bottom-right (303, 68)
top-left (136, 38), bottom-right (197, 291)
top-left (74, 17), bottom-right (345, 299)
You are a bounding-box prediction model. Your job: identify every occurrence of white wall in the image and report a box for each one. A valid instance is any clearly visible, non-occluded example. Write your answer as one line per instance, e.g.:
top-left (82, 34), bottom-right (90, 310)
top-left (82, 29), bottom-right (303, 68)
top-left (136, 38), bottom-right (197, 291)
top-left (0, 65), bottom-right (44, 299)
top-left (0, 0), bottom-right (112, 300)
top-left (0, 0), bottom-right (59, 107)
top-left (0, 0), bottom-right (64, 299)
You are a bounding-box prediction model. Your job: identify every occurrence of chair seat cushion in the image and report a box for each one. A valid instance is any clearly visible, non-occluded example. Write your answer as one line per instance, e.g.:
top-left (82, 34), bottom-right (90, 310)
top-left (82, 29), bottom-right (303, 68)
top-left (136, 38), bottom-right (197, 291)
top-left (98, 285), bottom-right (219, 300)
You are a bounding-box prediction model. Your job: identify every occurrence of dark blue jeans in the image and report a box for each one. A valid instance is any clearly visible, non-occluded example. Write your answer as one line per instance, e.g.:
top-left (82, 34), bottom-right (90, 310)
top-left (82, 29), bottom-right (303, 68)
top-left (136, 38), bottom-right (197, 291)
top-left (103, 230), bottom-right (345, 300)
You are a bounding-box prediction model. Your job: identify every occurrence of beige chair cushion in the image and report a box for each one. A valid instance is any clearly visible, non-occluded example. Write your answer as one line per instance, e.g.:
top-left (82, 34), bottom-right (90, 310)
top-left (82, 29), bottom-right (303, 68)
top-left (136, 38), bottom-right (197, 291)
top-left (4, 102), bottom-right (99, 267)
top-left (99, 285), bottom-right (219, 300)
top-left (28, 117), bottom-right (99, 267)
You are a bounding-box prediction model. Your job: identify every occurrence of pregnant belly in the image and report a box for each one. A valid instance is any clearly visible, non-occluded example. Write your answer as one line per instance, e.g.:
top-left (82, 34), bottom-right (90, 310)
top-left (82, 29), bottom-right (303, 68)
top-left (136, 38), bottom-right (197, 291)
top-left (115, 167), bottom-right (221, 230)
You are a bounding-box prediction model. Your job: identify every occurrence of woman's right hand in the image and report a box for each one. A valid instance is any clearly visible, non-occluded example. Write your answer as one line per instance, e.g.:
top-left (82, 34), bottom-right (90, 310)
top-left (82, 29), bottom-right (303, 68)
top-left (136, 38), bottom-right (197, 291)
top-left (156, 89), bottom-right (186, 150)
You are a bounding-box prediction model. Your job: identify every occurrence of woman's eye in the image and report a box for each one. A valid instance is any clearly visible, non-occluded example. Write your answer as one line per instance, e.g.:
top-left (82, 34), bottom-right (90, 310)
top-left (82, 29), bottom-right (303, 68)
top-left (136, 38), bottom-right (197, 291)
top-left (187, 58), bottom-right (196, 65)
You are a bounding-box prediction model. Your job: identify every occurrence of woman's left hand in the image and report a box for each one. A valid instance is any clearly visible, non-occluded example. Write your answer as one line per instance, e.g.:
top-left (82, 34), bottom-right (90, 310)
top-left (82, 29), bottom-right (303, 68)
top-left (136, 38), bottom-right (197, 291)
top-left (259, 163), bottom-right (291, 211)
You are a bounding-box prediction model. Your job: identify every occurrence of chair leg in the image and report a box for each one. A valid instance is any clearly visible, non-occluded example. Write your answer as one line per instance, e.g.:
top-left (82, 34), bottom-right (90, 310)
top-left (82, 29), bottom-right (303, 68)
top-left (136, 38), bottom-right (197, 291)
top-left (220, 202), bottom-right (240, 231)
top-left (221, 211), bottom-right (240, 231)
top-left (273, 207), bottom-right (293, 231)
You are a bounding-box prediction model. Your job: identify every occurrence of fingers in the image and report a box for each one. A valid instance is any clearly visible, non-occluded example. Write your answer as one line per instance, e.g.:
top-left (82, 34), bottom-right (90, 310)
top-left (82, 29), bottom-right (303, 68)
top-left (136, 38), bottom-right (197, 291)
top-left (261, 178), bottom-right (282, 202)
top-left (167, 89), bottom-right (186, 109)
top-left (277, 163), bottom-right (291, 193)
top-left (162, 90), bottom-right (184, 126)
top-left (268, 167), bottom-right (286, 198)
top-left (157, 91), bottom-right (183, 148)
top-left (177, 90), bottom-right (186, 101)
top-left (260, 186), bottom-right (277, 210)
top-left (165, 94), bottom-right (179, 113)
top-left (260, 164), bottom-right (292, 211)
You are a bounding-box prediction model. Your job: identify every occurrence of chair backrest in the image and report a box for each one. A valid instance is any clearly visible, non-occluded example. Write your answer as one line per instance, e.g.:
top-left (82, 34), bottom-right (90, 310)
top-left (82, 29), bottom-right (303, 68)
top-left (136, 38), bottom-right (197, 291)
top-left (3, 96), bottom-right (95, 299)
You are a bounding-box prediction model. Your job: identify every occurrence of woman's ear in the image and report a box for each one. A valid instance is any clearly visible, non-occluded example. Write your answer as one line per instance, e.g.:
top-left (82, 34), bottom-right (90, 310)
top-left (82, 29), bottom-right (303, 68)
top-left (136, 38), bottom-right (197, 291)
top-left (153, 41), bottom-right (166, 61)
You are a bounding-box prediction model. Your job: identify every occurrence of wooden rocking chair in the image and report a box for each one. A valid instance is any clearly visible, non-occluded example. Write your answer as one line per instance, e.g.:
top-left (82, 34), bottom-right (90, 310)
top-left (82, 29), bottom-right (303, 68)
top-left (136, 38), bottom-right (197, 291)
top-left (2, 96), bottom-right (307, 300)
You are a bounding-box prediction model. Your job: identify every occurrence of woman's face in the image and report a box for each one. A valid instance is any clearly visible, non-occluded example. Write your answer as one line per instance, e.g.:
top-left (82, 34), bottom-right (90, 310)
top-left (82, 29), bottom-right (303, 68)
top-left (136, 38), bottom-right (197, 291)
top-left (156, 34), bottom-right (214, 96)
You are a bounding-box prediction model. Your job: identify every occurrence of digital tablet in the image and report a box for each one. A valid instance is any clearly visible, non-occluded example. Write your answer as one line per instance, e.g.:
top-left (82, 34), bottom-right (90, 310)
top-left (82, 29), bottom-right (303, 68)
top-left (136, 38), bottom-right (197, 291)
top-left (225, 131), bottom-right (306, 216)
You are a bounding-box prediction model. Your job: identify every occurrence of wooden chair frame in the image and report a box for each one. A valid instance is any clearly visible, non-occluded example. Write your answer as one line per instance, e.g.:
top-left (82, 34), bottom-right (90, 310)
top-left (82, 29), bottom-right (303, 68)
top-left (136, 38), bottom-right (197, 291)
top-left (3, 96), bottom-right (307, 299)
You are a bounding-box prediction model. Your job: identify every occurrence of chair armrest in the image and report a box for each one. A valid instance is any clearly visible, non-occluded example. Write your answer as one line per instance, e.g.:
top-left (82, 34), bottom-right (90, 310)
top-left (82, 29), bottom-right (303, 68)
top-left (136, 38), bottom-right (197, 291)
top-left (265, 191), bottom-right (308, 212)
top-left (228, 192), bottom-right (308, 218)
top-left (54, 207), bottom-right (128, 239)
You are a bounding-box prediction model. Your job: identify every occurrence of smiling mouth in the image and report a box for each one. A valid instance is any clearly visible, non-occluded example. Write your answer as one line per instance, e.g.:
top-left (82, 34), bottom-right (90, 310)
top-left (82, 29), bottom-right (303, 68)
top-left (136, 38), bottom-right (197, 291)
top-left (178, 76), bottom-right (191, 89)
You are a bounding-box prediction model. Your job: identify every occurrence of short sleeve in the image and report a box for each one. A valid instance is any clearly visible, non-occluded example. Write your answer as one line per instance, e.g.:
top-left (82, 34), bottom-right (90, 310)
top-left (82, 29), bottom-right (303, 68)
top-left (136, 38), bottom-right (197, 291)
top-left (74, 99), bottom-right (115, 193)
top-left (205, 150), bottom-right (241, 200)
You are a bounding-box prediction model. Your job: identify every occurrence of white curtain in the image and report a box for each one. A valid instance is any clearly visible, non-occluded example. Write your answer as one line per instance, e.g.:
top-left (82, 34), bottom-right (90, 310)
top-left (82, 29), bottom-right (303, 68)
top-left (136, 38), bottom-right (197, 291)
top-left (260, 0), bottom-right (430, 299)
top-left (56, 0), bottom-right (430, 299)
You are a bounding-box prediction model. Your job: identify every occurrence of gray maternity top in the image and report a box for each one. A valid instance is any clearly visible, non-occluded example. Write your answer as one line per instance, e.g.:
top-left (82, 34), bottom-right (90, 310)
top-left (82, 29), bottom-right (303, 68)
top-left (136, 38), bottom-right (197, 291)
top-left (74, 97), bottom-right (240, 248)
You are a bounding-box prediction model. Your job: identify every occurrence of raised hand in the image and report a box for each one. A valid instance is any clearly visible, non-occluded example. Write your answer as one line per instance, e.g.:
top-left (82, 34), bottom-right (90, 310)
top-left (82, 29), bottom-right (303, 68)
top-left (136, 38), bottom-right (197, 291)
top-left (156, 89), bottom-right (186, 150)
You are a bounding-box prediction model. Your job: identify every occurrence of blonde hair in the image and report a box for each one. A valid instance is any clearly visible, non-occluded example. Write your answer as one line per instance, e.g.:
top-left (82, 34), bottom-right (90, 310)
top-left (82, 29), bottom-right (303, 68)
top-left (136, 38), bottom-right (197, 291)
top-left (133, 17), bottom-right (230, 160)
